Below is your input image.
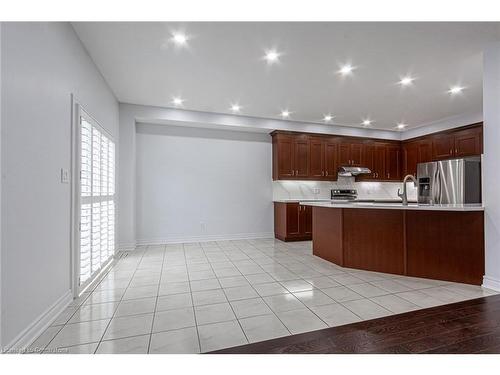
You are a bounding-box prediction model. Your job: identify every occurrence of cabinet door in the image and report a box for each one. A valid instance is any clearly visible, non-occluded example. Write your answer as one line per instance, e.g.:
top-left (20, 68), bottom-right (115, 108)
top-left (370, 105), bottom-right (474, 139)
top-left (432, 134), bottom-right (454, 160)
top-left (286, 203), bottom-right (300, 237)
top-left (293, 137), bottom-right (310, 178)
top-left (309, 138), bottom-right (325, 179)
top-left (373, 144), bottom-right (386, 180)
top-left (324, 140), bottom-right (339, 180)
top-left (275, 136), bottom-right (294, 178)
top-left (417, 139), bottom-right (432, 164)
top-left (386, 145), bottom-right (401, 180)
top-left (361, 143), bottom-right (376, 180)
top-left (350, 143), bottom-right (363, 166)
top-left (403, 141), bottom-right (418, 177)
top-left (301, 205), bottom-right (313, 236)
top-left (454, 127), bottom-right (482, 157)
top-left (338, 142), bottom-right (351, 166)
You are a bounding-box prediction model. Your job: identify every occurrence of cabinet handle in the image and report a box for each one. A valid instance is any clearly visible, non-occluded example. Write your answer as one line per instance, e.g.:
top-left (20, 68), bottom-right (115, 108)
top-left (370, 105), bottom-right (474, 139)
top-left (291, 170), bottom-right (294, 176)
top-left (325, 171), bottom-right (328, 176)
top-left (321, 171), bottom-right (324, 176)
top-left (449, 148), bottom-right (452, 155)
top-left (296, 170), bottom-right (298, 175)
top-left (455, 148), bottom-right (458, 154)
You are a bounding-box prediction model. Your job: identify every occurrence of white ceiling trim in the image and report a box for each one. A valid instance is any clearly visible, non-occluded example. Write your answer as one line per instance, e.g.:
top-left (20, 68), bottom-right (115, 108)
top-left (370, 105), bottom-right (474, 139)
top-left (124, 103), bottom-right (401, 140)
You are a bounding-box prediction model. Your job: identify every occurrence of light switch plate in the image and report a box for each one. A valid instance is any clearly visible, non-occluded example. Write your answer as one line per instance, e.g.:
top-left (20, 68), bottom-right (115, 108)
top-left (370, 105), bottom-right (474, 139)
top-left (61, 168), bottom-right (69, 184)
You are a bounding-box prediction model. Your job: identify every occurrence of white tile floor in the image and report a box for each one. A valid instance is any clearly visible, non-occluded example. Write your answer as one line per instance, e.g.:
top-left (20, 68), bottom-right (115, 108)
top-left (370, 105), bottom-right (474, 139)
top-left (28, 239), bottom-right (497, 354)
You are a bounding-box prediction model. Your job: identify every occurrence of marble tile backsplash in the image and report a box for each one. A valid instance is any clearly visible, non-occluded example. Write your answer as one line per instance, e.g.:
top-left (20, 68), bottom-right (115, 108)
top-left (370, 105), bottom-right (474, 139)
top-left (272, 177), bottom-right (418, 201)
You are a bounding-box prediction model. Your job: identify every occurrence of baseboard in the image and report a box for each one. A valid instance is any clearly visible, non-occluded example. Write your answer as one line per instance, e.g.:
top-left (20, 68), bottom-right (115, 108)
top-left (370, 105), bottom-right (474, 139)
top-left (483, 275), bottom-right (500, 292)
top-left (135, 232), bottom-right (274, 246)
top-left (117, 242), bottom-right (137, 251)
top-left (2, 290), bottom-right (72, 353)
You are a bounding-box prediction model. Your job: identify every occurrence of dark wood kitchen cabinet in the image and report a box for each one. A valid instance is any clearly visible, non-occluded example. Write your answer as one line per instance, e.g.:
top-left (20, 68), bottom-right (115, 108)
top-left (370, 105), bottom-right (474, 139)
top-left (431, 124), bottom-right (483, 160)
top-left (453, 126), bottom-right (483, 157)
top-left (274, 202), bottom-right (312, 241)
top-left (339, 140), bottom-right (363, 167)
top-left (272, 133), bottom-right (310, 179)
top-left (309, 136), bottom-right (339, 180)
top-left (361, 142), bottom-right (400, 181)
top-left (403, 139), bottom-right (432, 177)
top-left (385, 144), bottom-right (402, 180)
top-left (272, 123), bottom-right (482, 182)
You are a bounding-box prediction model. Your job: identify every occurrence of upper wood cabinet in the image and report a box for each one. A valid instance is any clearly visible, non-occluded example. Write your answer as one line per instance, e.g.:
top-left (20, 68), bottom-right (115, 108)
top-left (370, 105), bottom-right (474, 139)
top-left (339, 140), bottom-right (363, 167)
top-left (272, 133), bottom-right (309, 179)
top-left (385, 145), bottom-right (402, 181)
top-left (454, 126), bottom-right (483, 157)
top-left (403, 123), bottom-right (482, 178)
top-left (431, 124), bottom-right (483, 161)
top-left (308, 136), bottom-right (339, 180)
top-left (271, 123), bottom-right (482, 182)
top-left (403, 139), bottom-right (432, 177)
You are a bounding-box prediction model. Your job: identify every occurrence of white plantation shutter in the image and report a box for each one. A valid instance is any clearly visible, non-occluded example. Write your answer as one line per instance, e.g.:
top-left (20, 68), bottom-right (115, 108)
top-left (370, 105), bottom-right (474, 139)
top-left (79, 115), bottom-right (115, 288)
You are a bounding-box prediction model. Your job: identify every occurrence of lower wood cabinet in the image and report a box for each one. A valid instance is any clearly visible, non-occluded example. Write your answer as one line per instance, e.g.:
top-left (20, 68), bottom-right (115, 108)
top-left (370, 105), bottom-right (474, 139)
top-left (274, 202), bottom-right (312, 241)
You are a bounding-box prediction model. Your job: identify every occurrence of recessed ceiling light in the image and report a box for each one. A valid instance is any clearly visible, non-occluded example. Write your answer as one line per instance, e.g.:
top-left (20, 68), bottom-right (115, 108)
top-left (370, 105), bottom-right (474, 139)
top-left (396, 123), bottom-right (407, 130)
top-left (171, 32), bottom-right (188, 46)
top-left (264, 50), bottom-right (280, 64)
top-left (338, 64), bottom-right (354, 75)
top-left (172, 97), bottom-right (184, 107)
top-left (399, 76), bottom-right (415, 86)
top-left (230, 104), bottom-right (241, 113)
top-left (280, 110), bottom-right (290, 119)
top-left (323, 114), bottom-right (333, 122)
top-left (448, 86), bottom-right (464, 95)
top-left (362, 119), bottom-right (372, 126)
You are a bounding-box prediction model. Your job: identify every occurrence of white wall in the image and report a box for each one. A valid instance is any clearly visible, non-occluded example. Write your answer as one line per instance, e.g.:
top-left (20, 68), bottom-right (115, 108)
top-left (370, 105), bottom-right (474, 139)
top-left (118, 103), bottom-right (402, 249)
top-left (136, 124), bottom-right (273, 243)
top-left (483, 42), bottom-right (500, 291)
top-left (1, 23), bottom-right (119, 349)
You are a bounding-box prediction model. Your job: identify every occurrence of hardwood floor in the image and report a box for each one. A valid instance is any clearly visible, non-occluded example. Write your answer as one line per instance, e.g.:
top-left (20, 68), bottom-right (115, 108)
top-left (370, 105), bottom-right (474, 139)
top-left (210, 294), bottom-right (500, 354)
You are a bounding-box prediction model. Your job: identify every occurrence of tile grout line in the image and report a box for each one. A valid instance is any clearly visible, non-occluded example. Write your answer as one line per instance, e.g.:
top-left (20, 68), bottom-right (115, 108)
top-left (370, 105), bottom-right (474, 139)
top-left (185, 243), bottom-right (203, 354)
top-left (146, 243), bottom-right (167, 354)
top-left (203, 242), bottom-right (251, 351)
top-left (39, 252), bottom-right (128, 353)
top-left (92, 244), bottom-right (149, 353)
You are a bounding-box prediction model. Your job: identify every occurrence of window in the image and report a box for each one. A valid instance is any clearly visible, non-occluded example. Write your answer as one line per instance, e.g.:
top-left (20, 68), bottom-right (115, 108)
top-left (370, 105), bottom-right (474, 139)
top-left (79, 113), bottom-right (115, 290)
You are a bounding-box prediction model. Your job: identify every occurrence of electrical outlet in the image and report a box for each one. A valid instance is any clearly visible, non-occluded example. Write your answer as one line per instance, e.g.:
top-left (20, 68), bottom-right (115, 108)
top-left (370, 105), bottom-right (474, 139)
top-left (313, 188), bottom-right (320, 194)
top-left (61, 168), bottom-right (69, 184)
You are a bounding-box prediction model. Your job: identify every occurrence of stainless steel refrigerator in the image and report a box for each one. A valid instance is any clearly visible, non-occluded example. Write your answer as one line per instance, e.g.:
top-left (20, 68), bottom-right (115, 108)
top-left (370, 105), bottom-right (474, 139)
top-left (416, 157), bottom-right (482, 204)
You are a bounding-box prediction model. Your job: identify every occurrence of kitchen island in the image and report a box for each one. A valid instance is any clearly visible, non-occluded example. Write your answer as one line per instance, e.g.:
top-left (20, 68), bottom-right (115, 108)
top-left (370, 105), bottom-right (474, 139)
top-left (302, 201), bottom-right (485, 285)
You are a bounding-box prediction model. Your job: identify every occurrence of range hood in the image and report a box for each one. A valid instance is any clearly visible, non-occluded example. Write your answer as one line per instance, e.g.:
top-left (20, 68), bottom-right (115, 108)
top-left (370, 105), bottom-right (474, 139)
top-left (338, 166), bottom-right (372, 177)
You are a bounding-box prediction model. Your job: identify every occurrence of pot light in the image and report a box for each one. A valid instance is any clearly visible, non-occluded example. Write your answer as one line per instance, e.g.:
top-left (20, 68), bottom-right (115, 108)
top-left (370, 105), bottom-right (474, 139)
top-left (172, 97), bottom-right (184, 107)
top-left (280, 110), bottom-right (290, 119)
top-left (230, 104), bottom-right (241, 113)
top-left (362, 119), bottom-right (372, 126)
top-left (323, 114), bottom-right (333, 122)
top-left (396, 123), bottom-right (407, 130)
top-left (264, 50), bottom-right (280, 64)
top-left (171, 33), bottom-right (188, 46)
top-left (448, 86), bottom-right (464, 95)
top-left (399, 76), bottom-right (415, 86)
top-left (338, 64), bottom-right (354, 75)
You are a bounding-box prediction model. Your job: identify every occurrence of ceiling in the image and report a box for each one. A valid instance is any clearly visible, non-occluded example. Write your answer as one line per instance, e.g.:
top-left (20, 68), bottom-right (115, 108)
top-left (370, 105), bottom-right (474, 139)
top-left (73, 22), bottom-right (500, 131)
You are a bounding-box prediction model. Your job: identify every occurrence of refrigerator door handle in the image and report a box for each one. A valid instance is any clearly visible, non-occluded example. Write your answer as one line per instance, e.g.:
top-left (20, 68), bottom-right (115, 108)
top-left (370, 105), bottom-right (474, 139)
top-left (433, 165), bottom-right (441, 204)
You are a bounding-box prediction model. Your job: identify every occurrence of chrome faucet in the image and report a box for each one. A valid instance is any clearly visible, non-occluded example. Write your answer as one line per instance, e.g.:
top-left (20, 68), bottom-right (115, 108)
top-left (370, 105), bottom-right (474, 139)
top-left (398, 174), bottom-right (417, 205)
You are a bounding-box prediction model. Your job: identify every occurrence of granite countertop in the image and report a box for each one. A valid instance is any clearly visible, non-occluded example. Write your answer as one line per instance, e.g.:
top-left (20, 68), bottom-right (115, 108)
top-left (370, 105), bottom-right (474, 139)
top-left (300, 201), bottom-right (484, 212)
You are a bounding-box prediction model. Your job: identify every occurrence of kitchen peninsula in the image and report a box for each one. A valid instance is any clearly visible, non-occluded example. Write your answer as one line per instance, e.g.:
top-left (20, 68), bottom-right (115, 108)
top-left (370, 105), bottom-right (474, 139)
top-left (303, 201), bottom-right (485, 285)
